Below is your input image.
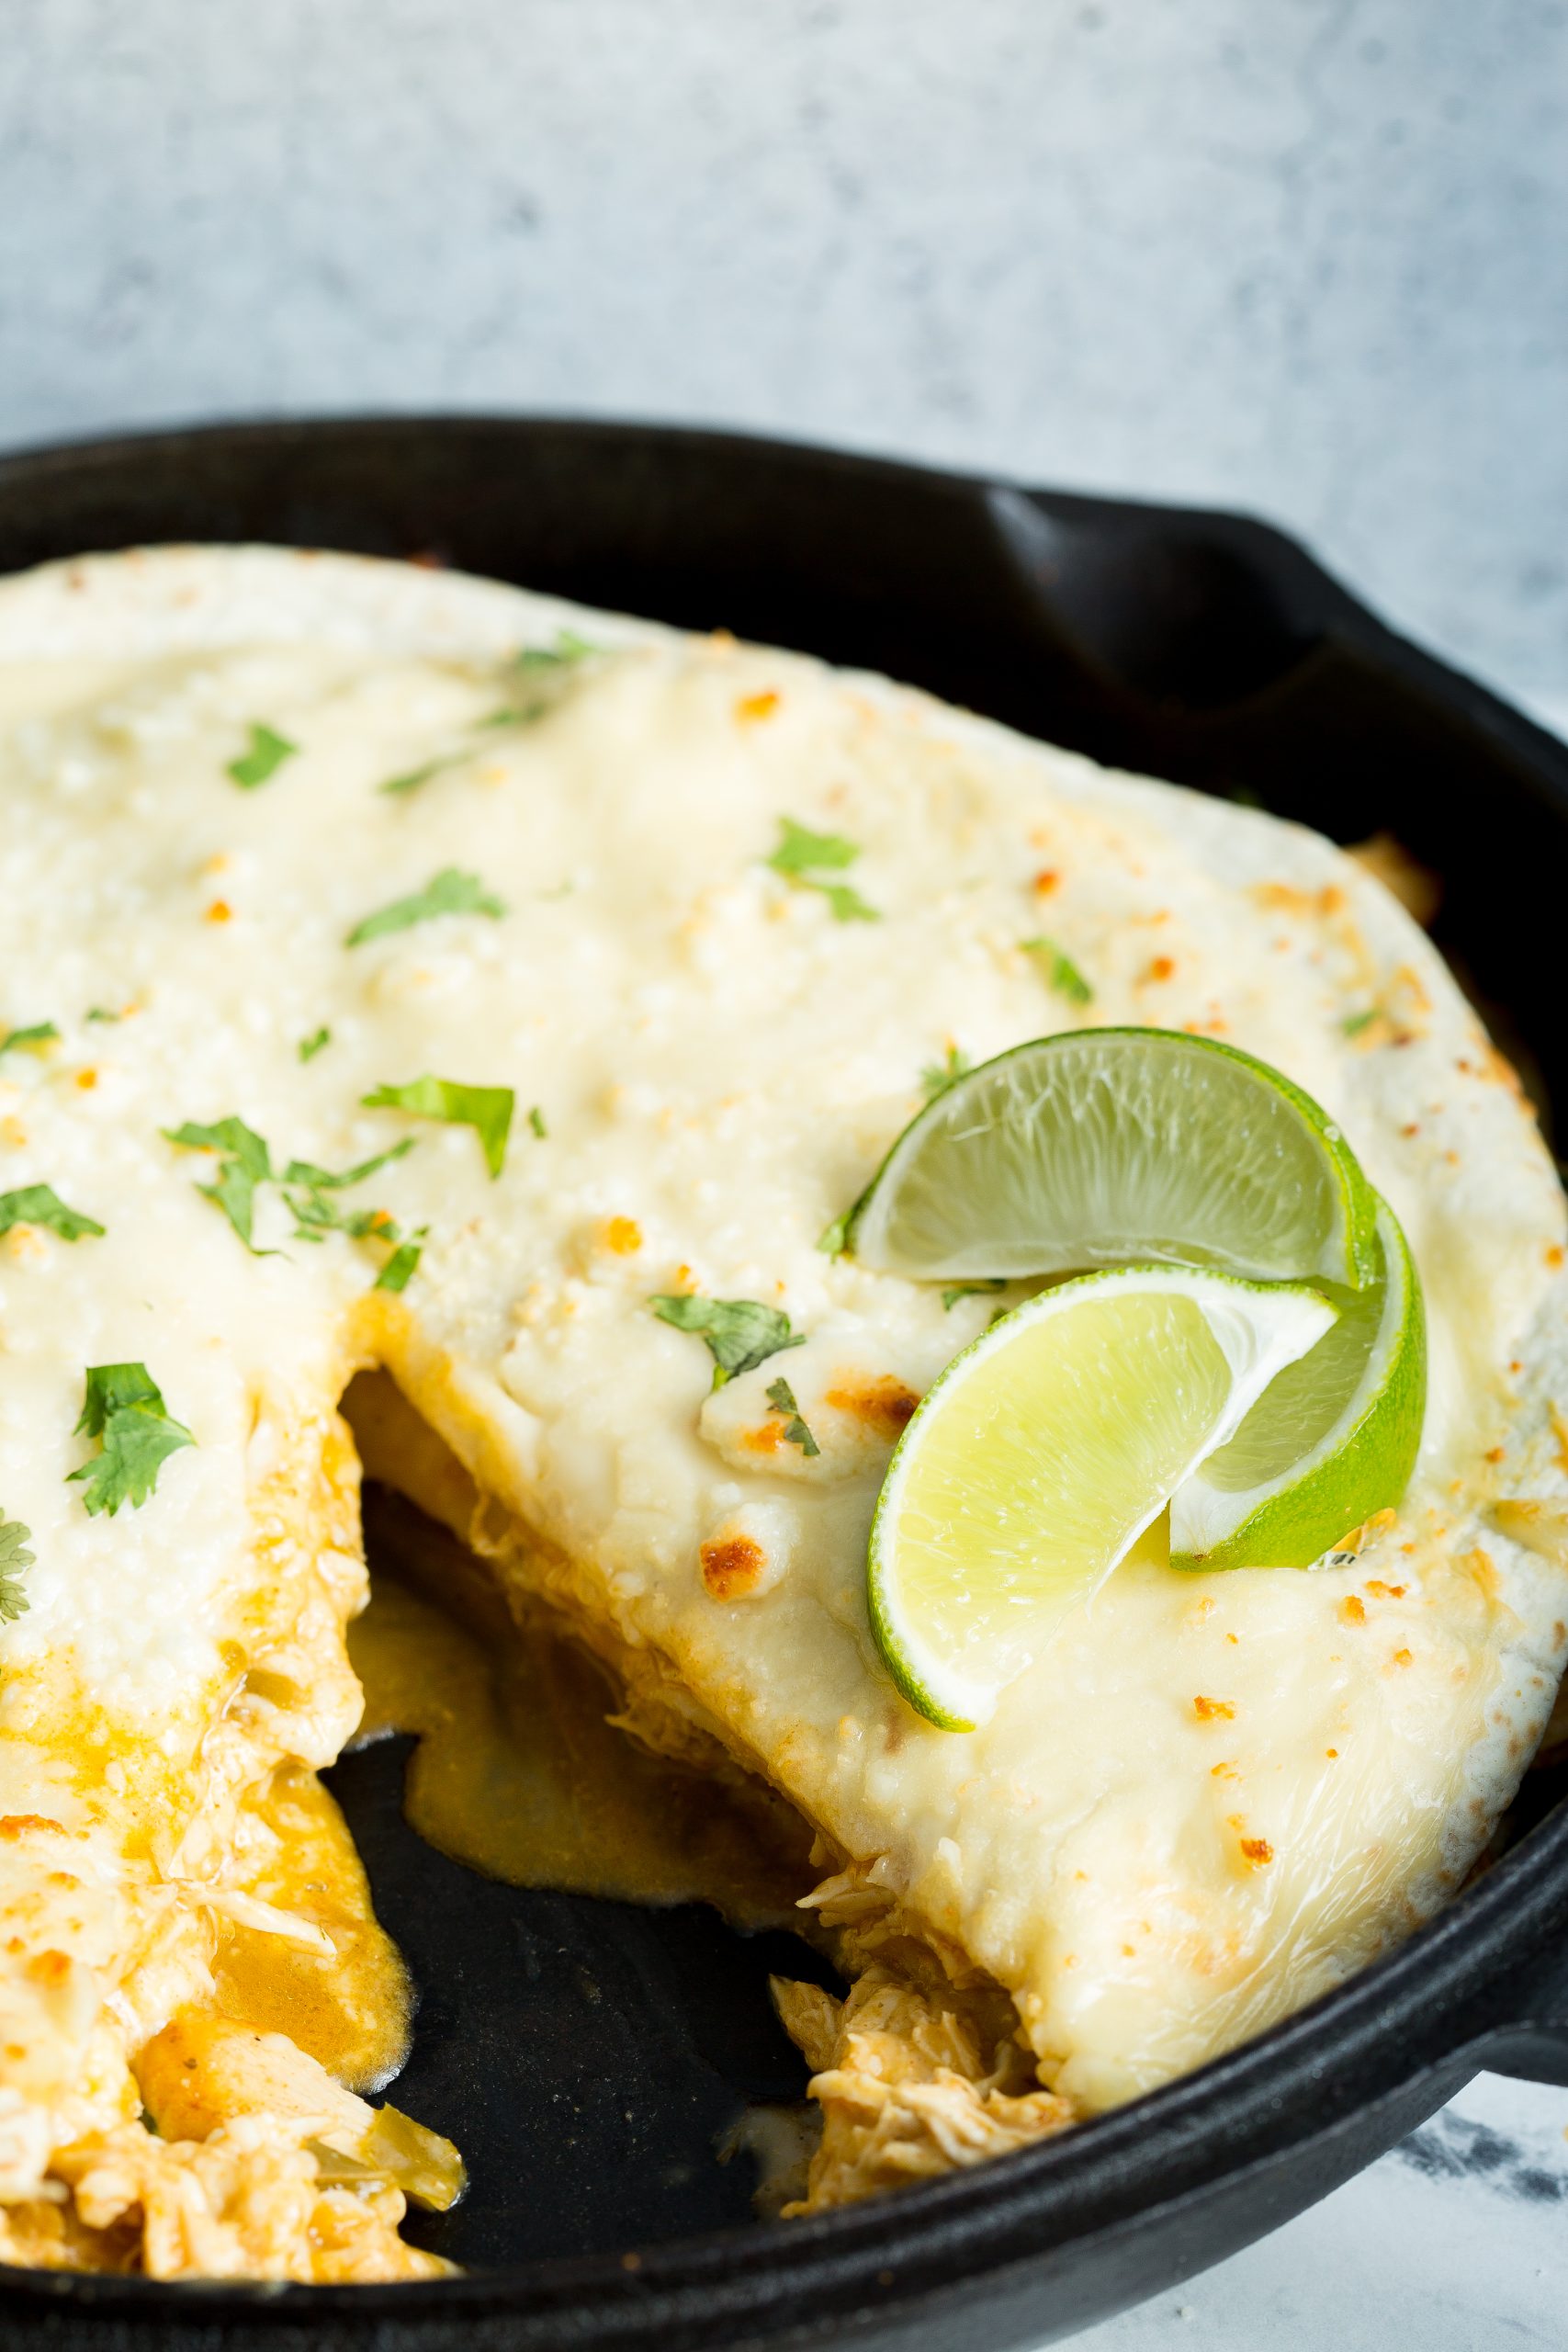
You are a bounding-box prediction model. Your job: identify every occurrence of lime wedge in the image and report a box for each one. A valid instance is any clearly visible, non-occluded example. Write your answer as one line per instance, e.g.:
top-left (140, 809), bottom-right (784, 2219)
top-left (846, 1029), bottom-right (1381, 1292)
top-left (1171, 1195), bottom-right (1425, 1569)
top-left (868, 1267), bottom-right (1337, 1730)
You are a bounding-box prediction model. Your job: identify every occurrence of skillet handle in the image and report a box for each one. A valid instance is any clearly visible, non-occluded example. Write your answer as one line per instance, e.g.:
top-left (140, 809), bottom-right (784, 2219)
top-left (1466, 1905), bottom-right (1568, 2086)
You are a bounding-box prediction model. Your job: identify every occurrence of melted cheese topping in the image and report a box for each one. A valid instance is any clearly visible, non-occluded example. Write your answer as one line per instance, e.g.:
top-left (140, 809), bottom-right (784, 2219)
top-left (1, 547), bottom-right (1566, 2267)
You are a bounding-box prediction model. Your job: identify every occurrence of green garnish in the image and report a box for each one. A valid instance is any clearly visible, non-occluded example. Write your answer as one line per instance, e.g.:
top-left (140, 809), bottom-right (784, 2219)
top-left (765, 816), bottom-right (880, 923)
top-left (281, 1139), bottom-right (416, 1193)
top-left (379, 757), bottom-right (462, 798)
top-left (517, 629), bottom-right (596, 671)
top-left (0, 1510), bottom-right (34, 1623)
top-left (942, 1279), bottom-right (1008, 1311)
top-left (226, 723), bottom-right (298, 789)
top-left (920, 1046), bottom-right (973, 1102)
top-left (1021, 936), bottom-right (1093, 1005)
top-left (1342, 1009), bottom-right (1379, 1037)
top-left (299, 1026), bottom-right (332, 1062)
top-left (528, 1105), bottom-right (547, 1138)
top-left (85, 1007), bottom-right (122, 1024)
top-left (1, 1022), bottom-right (60, 1056)
top-left (347, 868), bottom-right (506, 947)
top-left (0, 1184), bottom-right (106, 1243)
top-left (767, 818), bottom-right (861, 876)
top-left (374, 1239), bottom-right (423, 1294)
top-left (649, 1295), bottom-right (805, 1388)
top-left (67, 1363), bottom-right (195, 1517)
top-left (817, 1212), bottom-right (851, 1260)
top-left (766, 1375), bottom-right (820, 1457)
top-left (164, 1117), bottom-right (274, 1250)
top-left (362, 1076), bottom-right (514, 1178)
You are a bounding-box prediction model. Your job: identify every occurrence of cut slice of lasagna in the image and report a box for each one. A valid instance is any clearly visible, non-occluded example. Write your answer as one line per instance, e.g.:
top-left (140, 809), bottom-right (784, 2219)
top-left (0, 547), bottom-right (1564, 2277)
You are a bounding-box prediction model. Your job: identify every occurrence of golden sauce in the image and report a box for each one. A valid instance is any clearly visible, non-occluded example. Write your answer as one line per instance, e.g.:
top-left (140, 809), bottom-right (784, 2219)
top-left (213, 1764), bottom-right (414, 2095)
top-left (346, 1487), bottom-right (816, 1929)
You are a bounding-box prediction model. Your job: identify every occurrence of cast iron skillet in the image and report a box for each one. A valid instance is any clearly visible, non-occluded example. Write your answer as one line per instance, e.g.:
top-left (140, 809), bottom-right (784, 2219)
top-left (3, 417), bottom-right (1568, 2351)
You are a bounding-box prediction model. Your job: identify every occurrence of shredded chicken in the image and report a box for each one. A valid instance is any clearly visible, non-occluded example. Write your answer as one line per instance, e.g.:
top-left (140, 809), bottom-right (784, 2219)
top-left (772, 1856), bottom-right (1076, 2211)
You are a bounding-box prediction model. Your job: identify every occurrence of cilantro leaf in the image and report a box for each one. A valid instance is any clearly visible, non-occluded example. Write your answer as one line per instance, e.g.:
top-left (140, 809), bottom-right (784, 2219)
top-left (942, 1278), bottom-right (1007, 1311)
top-left (528, 1104), bottom-right (547, 1138)
top-left (1021, 935), bottom-right (1093, 1006)
top-left (299, 1026), bottom-right (332, 1062)
top-left (0, 1184), bottom-right (106, 1242)
top-left (0, 1510), bottom-right (33, 1623)
top-left (649, 1294), bottom-right (805, 1386)
top-left (516, 629), bottom-right (596, 671)
top-left (920, 1046), bottom-right (973, 1102)
top-left (1342, 1009), bottom-right (1379, 1037)
top-left (285, 1191), bottom-right (399, 1244)
top-left (346, 867), bottom-right (507, 946)
top-left (164, 1117), bottom-right (274, 1249)
top-left (362, 1076), bottom-right (514, 1178)
top-left (85, 1006), bottom-right (123, 1024)
top-left (280, 1138), bottom-right (415, 1192)
top-left (227, 724), bottom-right (298, 789)
top-left (375, 1239), bottom-right (423, 1293)
top-left (804, 877), bottom-right (880, 922)
top-left (817, 1212), bottom-right (851, 1260)
top-left (766, 1374), bottom-right (820, 1457)
top-left (767, 817), bottom-right (861, 876)
top-left (67, 1363), bottom-right (195, 1517)
top-left (765, 818), bottom-right (881, 922)
top-left (379, 755), bottom-right (463, 797)
top-left (1, 1021), bottom-right (60, 1056)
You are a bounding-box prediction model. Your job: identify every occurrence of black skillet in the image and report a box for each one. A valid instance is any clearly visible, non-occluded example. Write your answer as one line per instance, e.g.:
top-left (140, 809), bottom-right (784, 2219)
top-left (3, 416), bottom-right (1568, 2351)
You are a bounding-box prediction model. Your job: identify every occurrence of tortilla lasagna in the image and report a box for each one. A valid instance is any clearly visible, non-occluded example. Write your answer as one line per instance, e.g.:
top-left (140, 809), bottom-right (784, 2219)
top-left (0, 546), bottom-right (1564, 2279)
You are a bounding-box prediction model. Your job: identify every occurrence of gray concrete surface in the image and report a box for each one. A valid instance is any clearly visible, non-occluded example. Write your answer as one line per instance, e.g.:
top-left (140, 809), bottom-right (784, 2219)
top-left (2, 0), bottom-right (1564, 707)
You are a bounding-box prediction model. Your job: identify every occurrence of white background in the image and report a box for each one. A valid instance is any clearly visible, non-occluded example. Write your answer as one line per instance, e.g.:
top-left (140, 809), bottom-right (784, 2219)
top-left (4, 6), bottom-right (1568, 2341)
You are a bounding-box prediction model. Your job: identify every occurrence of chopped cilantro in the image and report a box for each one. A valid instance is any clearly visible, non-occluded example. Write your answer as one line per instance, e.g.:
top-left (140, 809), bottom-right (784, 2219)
top-left (942, 1278), bottom-right (1008, 1311)
top-left (164, 1117), bottom-right (274, 1250)
top-left (528, 1104), bottom-right (547, 1139)
top-left (0, 1530), bottom-right (28, 1623)
top-left (1342, 1009), bottom-right (1379, 1037)
top-left (226, 723), bottom-right (298, 789)
top-left (817, 1211), bottom-right (851, 1260)
top-left (649, 1294), bottom-right (805, 1387)
top-left (1021, 935), bottom-right (1093, 1005)
top-left (375, 1239), bottom-right (423, 1293)
top-left (765, 816), bottom-right (881, 922)
top-left (516, 629), bottom-right (596, 671)
top-left (806, 878), bottom-right (879, 922)
top-left (280, 1138), bottom-right (415, 1192)
top-left (0, 1510), bottom-right (33, 1623)
top-left (362, 1076), bottom-right (514, 1178)
top-left (766, 1374), bottom-right (820, 1457)
top-left (0, 1022), bottom-right (60, 1056)
top-left (67, 1363), bottom-right (195, 1517)
top-left (0, 1184), bottom-right (106, 1243)
top-left (767, 817), bottom-right (861, 877)
top-left (920, 1045), bottom-right (973, 1101)
top-left (85, 1006), bottom-right (122, 1024)
top-left (379, 756), bottom-right (462, 797)
top-left (299, 1026), bottom-right (332, 1062)
top-left (347, 867), bottom-right (507, 946)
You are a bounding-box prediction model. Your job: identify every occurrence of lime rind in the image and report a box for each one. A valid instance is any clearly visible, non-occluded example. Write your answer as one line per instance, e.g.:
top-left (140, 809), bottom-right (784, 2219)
top-left (867, 1264), bottom-right (1338, 1731)
top-left (1169, 1195), bottom-right (1426, 1569)
top-left (845, 1028), bottom-right (1382, 1294)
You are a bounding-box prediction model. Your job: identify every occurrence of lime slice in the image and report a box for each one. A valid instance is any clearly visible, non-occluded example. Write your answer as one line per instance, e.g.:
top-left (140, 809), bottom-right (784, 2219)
top-left (1170, 1196), bottom-right (1425, 1570)
top-left (868, 1266), bottom-right (1337, 1730)
top-left (846, 1029), bottom-right (1381, 1292)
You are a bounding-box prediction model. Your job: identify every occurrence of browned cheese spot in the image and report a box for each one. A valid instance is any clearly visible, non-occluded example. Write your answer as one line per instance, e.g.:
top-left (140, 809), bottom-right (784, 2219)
top-left (700, 1534), bottom-right (767, 1600)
